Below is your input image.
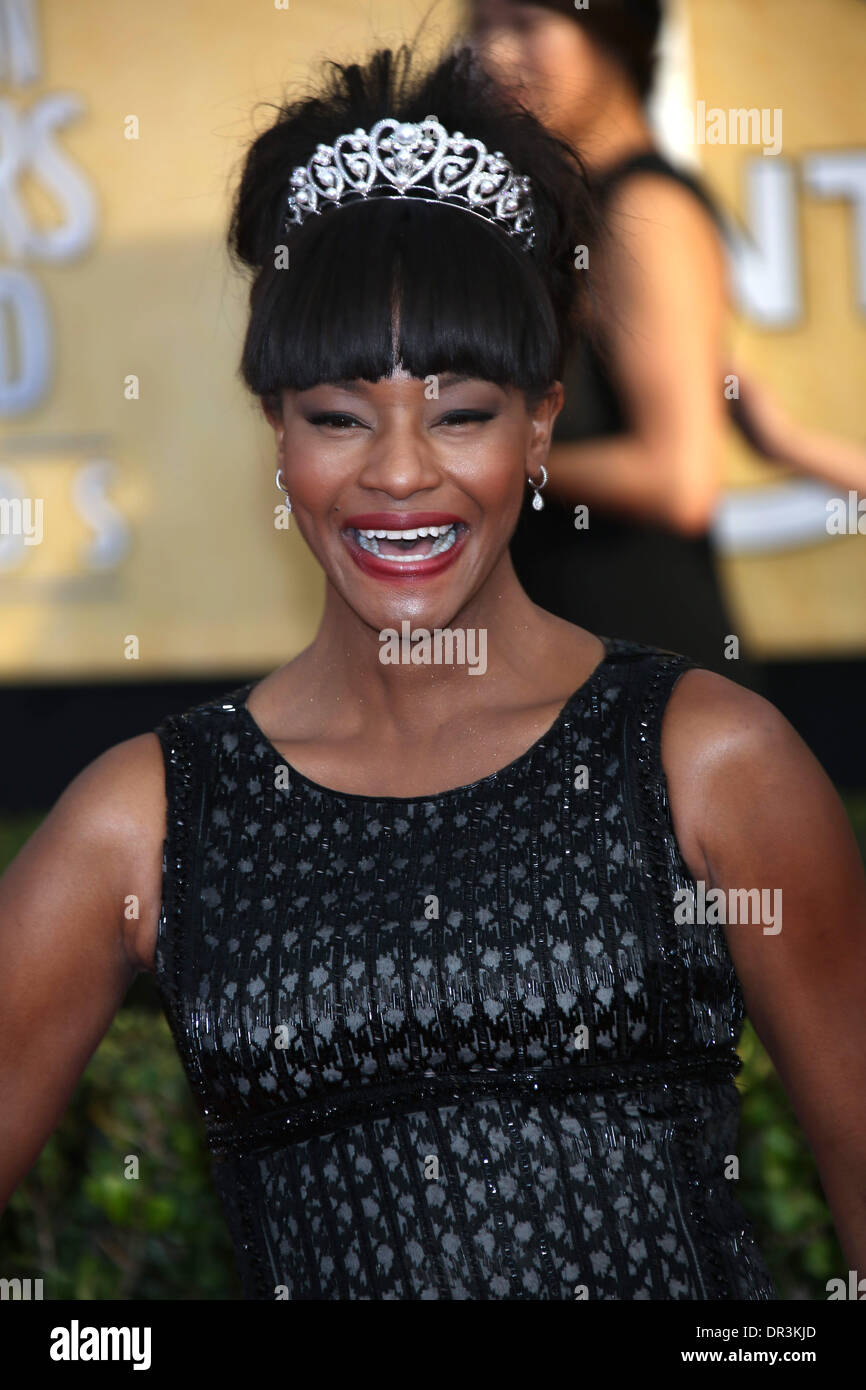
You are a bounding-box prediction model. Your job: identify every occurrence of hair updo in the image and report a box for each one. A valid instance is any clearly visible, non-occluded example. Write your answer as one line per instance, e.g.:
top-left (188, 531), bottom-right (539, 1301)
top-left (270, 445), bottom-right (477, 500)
top-left (227, 42), bottom-right (601, 414)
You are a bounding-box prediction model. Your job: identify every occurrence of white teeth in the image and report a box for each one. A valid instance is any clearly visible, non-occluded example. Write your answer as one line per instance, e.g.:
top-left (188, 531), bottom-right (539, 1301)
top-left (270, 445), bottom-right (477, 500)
top-left (355, 523), bottom-right (456, 540)
top-left (428, 526), bottom-right (459, 556)
top-left (358, 522), bottom-right (450, 539)
top-left (350, 522), bottom-right (461, 560)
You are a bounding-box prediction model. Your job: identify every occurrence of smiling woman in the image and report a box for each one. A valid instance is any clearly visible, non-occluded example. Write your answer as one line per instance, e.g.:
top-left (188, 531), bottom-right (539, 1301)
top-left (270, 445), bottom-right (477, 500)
top-left (294, 379), bottom-right (483, 579)
top-left (1, 39), bottom-right (866, 1305)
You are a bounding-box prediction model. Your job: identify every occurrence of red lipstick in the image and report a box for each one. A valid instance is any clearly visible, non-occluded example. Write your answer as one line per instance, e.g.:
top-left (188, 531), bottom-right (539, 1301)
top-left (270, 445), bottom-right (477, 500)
top-left (341, 512), bottom-right (469, 580)
top-left (342, 512), bottom-right (465, 529)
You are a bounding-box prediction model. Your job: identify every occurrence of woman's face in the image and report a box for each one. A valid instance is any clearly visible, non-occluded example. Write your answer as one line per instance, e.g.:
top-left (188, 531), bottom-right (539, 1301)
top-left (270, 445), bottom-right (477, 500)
top-left (469, 0), bottom-right (612, 139)
top-left (269, 369), bottom-right (561, 635)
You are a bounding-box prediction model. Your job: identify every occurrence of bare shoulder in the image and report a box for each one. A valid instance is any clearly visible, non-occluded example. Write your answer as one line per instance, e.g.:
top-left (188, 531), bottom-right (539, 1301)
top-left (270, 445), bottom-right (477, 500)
top-left (663, 666), bottom-right (801, 766)
top-left (4, 732), bottom-right (168, 973)
top-left (602, 171), bottom-right (726, 302)
top-left (43, 732), bottom-right (168, 861)
top-left (659, 666), bottom-right (847, 879)
top-left (606, 171), bottom-right (722, 245)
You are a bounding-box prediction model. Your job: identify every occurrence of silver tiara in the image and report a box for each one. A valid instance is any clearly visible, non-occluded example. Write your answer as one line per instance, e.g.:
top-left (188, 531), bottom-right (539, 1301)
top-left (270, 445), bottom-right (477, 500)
top-left (284, 115), bottom-right (536, 250)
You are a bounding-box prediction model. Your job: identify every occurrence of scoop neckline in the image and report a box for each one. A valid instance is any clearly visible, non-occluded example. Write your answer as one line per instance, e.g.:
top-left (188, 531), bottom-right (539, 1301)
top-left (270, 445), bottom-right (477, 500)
top-left (234, 636), bottom-right (613, 805)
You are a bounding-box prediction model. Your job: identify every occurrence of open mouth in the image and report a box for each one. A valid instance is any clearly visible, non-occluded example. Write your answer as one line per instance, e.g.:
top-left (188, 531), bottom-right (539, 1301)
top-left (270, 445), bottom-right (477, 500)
top-left (346, 521), bottom-right (465, 561)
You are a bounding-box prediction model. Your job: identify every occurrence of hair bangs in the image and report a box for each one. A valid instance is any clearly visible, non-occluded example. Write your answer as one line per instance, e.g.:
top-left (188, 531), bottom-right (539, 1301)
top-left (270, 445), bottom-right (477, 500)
top-left (242, 197), bottom-right (562, 409)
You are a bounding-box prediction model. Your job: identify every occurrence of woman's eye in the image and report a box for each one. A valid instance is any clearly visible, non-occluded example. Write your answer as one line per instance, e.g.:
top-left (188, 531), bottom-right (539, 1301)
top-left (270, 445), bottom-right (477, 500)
top-left (438, 411), bottom-right (495, 427)
top-left (307, 413), bottom-right (363, 429)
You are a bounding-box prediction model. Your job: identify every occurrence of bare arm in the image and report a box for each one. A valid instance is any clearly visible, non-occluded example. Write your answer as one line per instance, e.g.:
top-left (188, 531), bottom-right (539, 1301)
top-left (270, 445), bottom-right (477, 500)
top-left (547, 174), bottom-right (729, 534)
top-left (0, 734), bottom-right (166, 1212)
top-left (664, 671), bottom-right (866, 1271)
top-left (730, 363), bottom-right (866, 493)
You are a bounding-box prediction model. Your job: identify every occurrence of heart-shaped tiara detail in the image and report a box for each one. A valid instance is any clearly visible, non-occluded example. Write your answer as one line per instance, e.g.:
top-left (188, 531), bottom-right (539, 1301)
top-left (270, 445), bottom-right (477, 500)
top-left (284, 115), bottom-right (536, 251)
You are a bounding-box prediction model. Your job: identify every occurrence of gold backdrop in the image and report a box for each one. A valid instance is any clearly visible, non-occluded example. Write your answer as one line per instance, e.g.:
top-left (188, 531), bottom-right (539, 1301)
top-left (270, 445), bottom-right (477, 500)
top-left (689, 0), bottom-right (866, 656)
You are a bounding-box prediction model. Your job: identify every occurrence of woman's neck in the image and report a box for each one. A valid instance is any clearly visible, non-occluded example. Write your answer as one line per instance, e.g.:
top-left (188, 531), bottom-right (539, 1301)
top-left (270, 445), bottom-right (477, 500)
top-left (291, 555), bottom-right (561, 728)
top-left (565, 99), bottom-right (655, 177)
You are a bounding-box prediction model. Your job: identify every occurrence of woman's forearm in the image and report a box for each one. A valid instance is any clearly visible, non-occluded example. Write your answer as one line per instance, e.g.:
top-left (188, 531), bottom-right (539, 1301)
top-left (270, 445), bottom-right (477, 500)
top-left (545, 437), bottom-right (716, 534)
top-left (776, 424), bottom-right (866, 494)
top-left (730, 366), bottom-right (866, 492)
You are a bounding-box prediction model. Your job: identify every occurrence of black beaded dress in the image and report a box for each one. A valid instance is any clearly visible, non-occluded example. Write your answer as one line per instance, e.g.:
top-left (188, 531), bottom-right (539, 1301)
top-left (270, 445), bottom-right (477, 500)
top-left (153, 635), bottom-right (777, 1300)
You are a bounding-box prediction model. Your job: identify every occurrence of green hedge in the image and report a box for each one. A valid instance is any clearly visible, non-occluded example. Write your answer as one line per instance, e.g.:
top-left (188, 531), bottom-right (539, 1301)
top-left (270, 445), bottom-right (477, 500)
top-left (2, 1006), bottom-right (239, 1300)
top-left (2, 796), bottom-right (864, 1299)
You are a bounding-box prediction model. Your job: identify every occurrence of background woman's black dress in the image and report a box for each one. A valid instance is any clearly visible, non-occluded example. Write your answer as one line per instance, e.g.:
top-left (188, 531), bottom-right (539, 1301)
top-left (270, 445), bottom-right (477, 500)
top-left (154, 637), bottom-right (777, 1299)
top-left (510, 151), bottom-right (765, 691)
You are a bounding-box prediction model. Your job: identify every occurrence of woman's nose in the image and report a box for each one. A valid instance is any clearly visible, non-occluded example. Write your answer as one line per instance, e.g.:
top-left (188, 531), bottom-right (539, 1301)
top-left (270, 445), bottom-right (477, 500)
top-left (355, 425), bottom-right (442, 498)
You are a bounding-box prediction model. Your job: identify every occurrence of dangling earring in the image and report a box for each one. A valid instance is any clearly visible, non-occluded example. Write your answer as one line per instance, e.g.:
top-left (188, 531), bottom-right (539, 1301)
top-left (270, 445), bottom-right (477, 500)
top-left (528, 462), bottom-right (548, 511)
top-left (275, 467), bottom-right (292, 529)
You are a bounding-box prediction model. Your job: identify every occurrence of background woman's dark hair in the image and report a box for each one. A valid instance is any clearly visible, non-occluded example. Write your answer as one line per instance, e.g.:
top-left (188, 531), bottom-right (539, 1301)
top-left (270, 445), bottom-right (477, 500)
top-left (516, 0), bottom-right (664, 101)
top-left (227, 42), bottom-right (602, 414)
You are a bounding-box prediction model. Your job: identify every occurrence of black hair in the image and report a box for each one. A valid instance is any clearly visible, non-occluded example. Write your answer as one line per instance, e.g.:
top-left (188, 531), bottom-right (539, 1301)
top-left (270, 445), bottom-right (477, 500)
top-left (227, 42), bottom-right (601, 415)
top-left (510, 0), bottom-right (664, 102)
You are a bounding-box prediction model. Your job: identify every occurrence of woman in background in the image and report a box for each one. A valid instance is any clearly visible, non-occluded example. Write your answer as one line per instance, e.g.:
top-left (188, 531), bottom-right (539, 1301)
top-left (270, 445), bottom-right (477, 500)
top-left (469, 0), bottom-right (866, 687)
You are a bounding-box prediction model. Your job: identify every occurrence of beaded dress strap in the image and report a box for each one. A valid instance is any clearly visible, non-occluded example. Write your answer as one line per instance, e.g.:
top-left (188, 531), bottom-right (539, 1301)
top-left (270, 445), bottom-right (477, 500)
top-left (153, 711), bottom-right (203, 1033)
top-left (153, 684), bottom-right (261, 1011)
top-left (619, 649), bottom-right (718, 1064)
